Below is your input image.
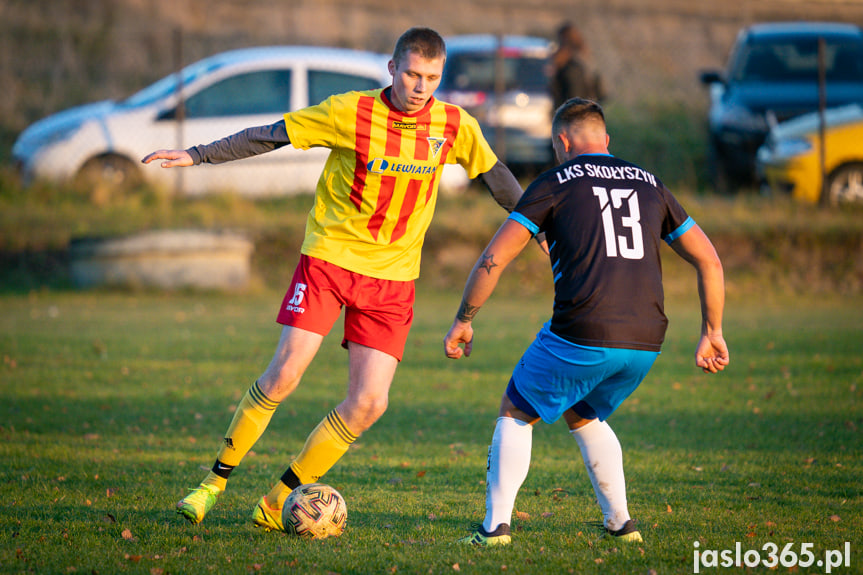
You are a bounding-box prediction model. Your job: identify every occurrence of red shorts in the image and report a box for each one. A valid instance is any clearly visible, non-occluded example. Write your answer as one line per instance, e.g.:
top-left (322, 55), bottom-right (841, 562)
top-left (276, 255), bottom-right (415, 361)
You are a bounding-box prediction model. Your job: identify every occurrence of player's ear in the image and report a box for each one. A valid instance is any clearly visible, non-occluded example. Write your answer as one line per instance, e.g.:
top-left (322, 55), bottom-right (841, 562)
top-left (552, 132), bottom-right (568, 163)
top-left (387, 59), bottom-right (396, 77)
top-left (558, 131), bottom-right (572, 153)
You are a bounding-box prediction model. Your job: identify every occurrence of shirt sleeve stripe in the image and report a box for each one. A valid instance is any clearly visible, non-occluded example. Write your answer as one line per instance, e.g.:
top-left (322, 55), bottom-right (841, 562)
top-left (664, 216), bottom-right (695, 245)
top-left (507, 212), bottom-right (540, 236)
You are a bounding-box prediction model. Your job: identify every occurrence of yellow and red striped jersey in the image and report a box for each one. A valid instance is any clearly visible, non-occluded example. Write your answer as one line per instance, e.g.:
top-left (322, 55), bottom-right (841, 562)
top-left (284, 88), bottom-right (498, 281)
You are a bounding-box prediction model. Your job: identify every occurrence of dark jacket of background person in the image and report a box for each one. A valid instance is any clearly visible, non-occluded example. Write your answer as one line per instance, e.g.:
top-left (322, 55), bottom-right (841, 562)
top-left (549, 23), bottom-right (605, 110)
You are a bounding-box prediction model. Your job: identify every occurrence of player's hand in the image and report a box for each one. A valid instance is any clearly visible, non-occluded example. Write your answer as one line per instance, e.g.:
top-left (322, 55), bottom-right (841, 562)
top-left (694, 332), bottom-right (729, 373)
top-left (444, 319), bottom-right (474, 359)
top-left (141, 149), bottom-right (193, 168)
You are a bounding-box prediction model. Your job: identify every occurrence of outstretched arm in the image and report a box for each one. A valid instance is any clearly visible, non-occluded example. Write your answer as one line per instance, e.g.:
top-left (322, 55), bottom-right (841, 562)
top-left (670, 223), bottom-right (729, 373)
top-left (444, 219), bottom-right (533, 359)
top-left (141, 148), bottom-right (194, 168)
top-left (141, 120), bottom-right (290, 167)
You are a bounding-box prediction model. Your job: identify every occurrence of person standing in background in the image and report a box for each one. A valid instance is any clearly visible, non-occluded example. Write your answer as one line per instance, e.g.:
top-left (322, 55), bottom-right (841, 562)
top-left (549, 22), bottom-right (605, 111)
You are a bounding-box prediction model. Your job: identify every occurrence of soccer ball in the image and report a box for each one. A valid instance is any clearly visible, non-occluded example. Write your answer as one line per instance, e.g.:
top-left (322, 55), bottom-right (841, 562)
top-left (281, 483), bottom-right (347, 539)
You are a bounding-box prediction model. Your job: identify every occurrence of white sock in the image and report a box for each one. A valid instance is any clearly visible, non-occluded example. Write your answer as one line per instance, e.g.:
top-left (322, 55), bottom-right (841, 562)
top-left (482, 416), bottom-right (533, 534)
top-left (570, 419), bottom-right (631, 531)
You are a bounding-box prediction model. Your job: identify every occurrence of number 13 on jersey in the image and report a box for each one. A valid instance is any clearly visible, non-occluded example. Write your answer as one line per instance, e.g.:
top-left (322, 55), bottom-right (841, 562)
top-left (593, 186), bottom-right (644, 260)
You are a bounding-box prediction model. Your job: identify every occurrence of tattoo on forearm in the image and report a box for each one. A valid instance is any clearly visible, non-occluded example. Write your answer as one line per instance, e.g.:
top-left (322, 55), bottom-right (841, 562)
top-left (456, 299), bottom-right (480, 322)
top-left (479, 252), bottom-right (498, 275)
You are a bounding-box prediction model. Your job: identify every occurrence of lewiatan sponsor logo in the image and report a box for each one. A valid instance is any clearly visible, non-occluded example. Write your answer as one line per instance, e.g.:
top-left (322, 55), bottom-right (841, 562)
top-left (367, 158), bottom-right (436, 176)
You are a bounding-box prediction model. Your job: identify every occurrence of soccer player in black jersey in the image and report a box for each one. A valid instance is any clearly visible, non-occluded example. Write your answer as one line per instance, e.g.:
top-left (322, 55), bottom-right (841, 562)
top-left (444, 98), bottom-right (729, 546)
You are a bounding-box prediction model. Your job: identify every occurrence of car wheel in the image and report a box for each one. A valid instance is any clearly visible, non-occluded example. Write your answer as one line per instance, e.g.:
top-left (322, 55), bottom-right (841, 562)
top-left (824, 163), bottom-right (863, 206)
top-left (74, 154), bottom-right (143, 203)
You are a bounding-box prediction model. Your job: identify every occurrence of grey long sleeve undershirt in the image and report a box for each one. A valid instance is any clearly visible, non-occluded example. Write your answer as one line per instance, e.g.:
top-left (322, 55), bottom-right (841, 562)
top-left (186, 120), bottom-right (291, 165)
top-left (185, 120), bottom-right (526, 217)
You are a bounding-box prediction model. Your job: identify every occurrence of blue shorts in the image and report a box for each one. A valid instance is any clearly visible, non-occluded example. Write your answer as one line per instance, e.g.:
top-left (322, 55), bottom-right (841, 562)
top-left (507, 322), bottom-right (659, 424)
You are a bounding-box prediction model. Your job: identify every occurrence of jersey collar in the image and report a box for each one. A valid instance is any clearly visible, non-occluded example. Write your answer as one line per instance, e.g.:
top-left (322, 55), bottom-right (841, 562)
top-left (381, 87), bottom-right (436, 117)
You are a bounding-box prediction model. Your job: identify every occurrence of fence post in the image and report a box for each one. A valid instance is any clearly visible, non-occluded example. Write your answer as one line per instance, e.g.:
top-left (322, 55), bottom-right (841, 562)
top-left (174, 27), bottom-right (185, 196)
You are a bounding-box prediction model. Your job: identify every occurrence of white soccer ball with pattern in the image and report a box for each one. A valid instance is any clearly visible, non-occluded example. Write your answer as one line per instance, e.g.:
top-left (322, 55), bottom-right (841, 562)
top-left (281, 483), bottom-right (347, 539)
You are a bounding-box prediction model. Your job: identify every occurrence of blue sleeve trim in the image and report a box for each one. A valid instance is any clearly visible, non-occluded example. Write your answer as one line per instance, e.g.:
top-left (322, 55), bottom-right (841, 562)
top-left (507, 212), bottom-right (540, 236)
top-left (664, 216), bottom-right (695, 245)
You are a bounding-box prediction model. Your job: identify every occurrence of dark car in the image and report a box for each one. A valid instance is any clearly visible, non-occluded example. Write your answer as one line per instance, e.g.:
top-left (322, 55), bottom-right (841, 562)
top-left (436, 35), bottom-right (553, 169)
top-left (699, 21), bottom-right (863, 191)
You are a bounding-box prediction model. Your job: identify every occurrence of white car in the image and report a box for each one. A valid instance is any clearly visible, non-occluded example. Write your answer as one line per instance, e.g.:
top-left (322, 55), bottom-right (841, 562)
top-left (13, 46), bottom-right (468, 196)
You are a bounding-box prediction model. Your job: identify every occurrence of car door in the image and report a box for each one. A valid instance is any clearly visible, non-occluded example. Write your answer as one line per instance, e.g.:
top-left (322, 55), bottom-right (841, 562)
top-left (147, 62), bottom-right (386, 196)
top-left (161, 66), bottom-right (301, 196)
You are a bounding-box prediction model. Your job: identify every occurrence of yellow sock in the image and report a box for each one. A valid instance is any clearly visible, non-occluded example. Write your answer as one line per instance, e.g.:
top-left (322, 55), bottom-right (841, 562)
top-left (265, 480), bottom-right (294, 509)
top-left (265, 409), bottom-right (357, 507)
top-left (201, 471), bottom-right (227, 491)
top-left (217, 380), bottom-right (279, 467)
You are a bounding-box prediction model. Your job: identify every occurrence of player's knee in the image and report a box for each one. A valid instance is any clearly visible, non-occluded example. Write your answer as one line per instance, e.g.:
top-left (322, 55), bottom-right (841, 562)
top-left (363, 395), bottom-right (389, 420)
top-left (344, 394), bottom-right (388, 430)
top-left (259, 366), bottom-right (303, 401)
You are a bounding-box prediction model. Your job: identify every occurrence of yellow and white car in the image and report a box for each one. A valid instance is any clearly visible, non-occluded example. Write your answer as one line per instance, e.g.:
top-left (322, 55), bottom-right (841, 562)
top-left (756, 104), bottom-right (863, 205)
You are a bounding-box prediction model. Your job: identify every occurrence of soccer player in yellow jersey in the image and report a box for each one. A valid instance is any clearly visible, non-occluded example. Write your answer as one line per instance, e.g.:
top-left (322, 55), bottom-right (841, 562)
top-left (142, 27), bottom-right (537, 530)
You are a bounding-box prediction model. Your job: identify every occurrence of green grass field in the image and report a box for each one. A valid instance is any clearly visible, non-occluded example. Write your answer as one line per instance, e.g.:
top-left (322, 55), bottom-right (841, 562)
top-left (1, 280), bottom-right (860, 574)
top-left (0, 176), bottom-right (860, 573)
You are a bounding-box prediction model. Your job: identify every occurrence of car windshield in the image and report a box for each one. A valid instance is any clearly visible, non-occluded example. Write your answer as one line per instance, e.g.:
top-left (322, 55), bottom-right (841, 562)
top-left (121, 58), bottom-right (225, 108)
top-left (440, 51), bottom-right (548, 93)
top-left (732, 36), bottom-right (863, 83)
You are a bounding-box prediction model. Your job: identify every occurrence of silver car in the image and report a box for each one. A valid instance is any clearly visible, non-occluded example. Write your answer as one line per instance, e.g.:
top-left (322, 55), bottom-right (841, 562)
top-left (436, 35), bottom-right (553, 169)
top-left (13, 46), bottom-right (469, 196)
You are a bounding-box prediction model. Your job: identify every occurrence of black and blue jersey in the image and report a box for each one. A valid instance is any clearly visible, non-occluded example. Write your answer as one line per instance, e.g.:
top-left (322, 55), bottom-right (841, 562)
top-left (510, 153), bottom-right (693, 351)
